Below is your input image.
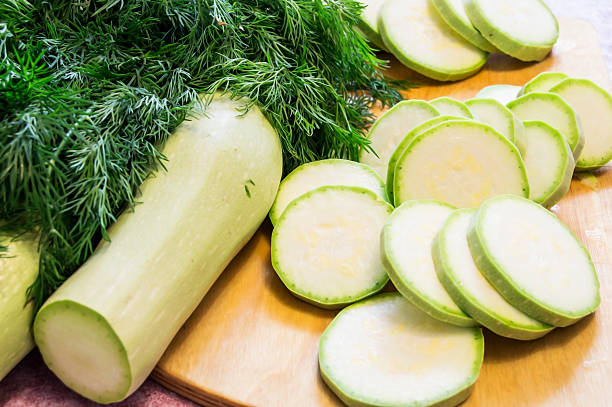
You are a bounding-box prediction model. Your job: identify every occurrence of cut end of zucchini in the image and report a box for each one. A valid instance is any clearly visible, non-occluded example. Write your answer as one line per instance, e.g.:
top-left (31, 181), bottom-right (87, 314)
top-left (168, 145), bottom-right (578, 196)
top-left (522, 121), bottom-right (574, 208)
top-left (394, 120), bottom-right (528, 208)
top-left (433, 209), bottom-right (553, 340)
top-left (465, 0), bottom-right (558, 62)
top-left (383, 200), bottom-right (475, 326)
top-left (272, 186), bottom-right (392, 308)
top-left (34, 301), bottom-right (131, 404)
top-left (269, 159), bottom-right (387, 226)
top-left (379, 0), bottom-right (487, 81)
top-left (468, 195), bottom-right (600, 326)
top-left (319, 293), bottom-right (484, 407)
top-left (550, 78), bottom-right (612, 170)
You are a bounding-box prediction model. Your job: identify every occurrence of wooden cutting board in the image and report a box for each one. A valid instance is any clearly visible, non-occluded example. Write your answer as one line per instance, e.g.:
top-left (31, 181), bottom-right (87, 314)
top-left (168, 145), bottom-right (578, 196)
top-left (153, 18), bottom-right (612, 407)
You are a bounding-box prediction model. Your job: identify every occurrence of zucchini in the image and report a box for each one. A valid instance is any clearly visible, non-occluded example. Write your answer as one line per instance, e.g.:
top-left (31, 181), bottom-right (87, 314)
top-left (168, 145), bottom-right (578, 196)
top-left (0, 236), bottom-right (39, 380)
top-left (465, 0), bottom-right (559, 62)
top-left (430, 97), bottom-right (474, 118)
top-left (431, 0), bottom-right (498, 53)
top-left (465, 98), bottom-right (527, 156)
top-left (550, 78), bottom-right (612, 170)
top-left (394, 120), bottom-right (529, 208)
top-left (475, 84), bottom-right (521, 105)
top-left (359, 100), bottom-right (439, 179)
top-left (319, 293), bottom-right (484, 407)
top-left (432, 209), bottom-right (553, 340)
top-left (271, 186), bottom-right (392, 309)
top-left (379, 0), bottom-right (488, 81)
top-left (521, 121), bottom-right (574, 208)
top-left (507, 92), bottom-right (584, 161)
top-left (386, 115), bottom-right (466, 202)
top-left (519, 72), bottom-right (569, 95)
top-left (382, 200), bottom-right (475, 326)
top-left (467, 195), bottom-right (600, 327)
top-left (33, 94), bottom-right (283, 403)
top-left (356, 0), bottom-right (390, 50)
top-left (269, 159), bottom-right (386, 226)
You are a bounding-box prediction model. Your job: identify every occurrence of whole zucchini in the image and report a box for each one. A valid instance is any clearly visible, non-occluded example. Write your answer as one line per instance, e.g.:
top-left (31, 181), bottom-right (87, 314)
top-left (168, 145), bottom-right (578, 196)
top-left (33, 94), bottom-right (282, 403)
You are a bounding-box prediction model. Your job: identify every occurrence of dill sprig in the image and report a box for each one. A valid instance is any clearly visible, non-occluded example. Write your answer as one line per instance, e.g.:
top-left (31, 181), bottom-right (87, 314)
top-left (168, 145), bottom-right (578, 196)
top-left (0, 0), bottom-right (406, 309)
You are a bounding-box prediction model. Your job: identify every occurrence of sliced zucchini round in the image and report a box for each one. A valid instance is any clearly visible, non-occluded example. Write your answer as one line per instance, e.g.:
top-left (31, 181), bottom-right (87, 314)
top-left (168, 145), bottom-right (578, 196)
top-left (319, 293), bottom-right (484, 407)
top-left (475, 84), bottom-right (521, 105)
top-left (394, 120), bottom-right (529, 208)
top-left (465, 0), bottom-right (558, 62)
top-left (519, 72), bottom-right (569, 95)
top-left (551, 78), bottom-right (612, 170)
top-left (386, 115), bottom-right (465, 203)
top-left (432, 208), bottom-right (553, 340)
top-left (271, 186), bottom-right (393, 309)
top-left (379, 0), bottom-right (488, 81)
top-left (507, 92), bottom-right (584, 161)
top-left (521, 121), bottom-right (573, 208)
top-left (430, 97), bottom-right (474, 118)
top-left (359, 100), bottom-right (439, 179)
top-left (269, 159), bottom-right (387, 226)
top-left (468, 194), bottom-right (600, 327)
top-left (431, 0), bottom-right (498, 53)
top-left (356, 0), bottom-right (390, 50)
top-left (465, 98), bottom-right (526, 156)
top-left (382, 200), bottom-right (474, 326)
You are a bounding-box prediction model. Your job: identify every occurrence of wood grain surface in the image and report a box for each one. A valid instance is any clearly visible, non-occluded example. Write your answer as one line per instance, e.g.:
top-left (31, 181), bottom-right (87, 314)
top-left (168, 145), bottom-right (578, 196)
top-left (153, 18), bottom-right (612, 407)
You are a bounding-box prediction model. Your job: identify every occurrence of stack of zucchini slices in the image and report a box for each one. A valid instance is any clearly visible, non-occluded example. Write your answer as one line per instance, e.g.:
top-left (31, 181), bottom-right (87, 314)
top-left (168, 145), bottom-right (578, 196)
top-left (357, 0), bottom-right (560, 81)
top-left (268, 72), bottom-right (609, 407)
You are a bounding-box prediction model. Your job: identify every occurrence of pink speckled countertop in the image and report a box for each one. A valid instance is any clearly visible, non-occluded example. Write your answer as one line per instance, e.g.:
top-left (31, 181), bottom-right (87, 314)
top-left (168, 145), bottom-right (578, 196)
top-left (1, 2), bottom-right (610, 407)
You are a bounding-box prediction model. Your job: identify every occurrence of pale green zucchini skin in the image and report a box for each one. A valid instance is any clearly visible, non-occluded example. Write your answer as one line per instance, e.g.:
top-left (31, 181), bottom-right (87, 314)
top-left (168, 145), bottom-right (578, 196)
top-left (0, 236), bottom-right (39, 380)
top-left (34, 94), bottom-right (283, 403)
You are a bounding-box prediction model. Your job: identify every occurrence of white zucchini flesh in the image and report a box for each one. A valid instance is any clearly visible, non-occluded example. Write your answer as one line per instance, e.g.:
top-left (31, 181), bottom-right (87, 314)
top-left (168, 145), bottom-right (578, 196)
top-left (382, 200), bottom-right (475, 326)
top-left (430, 97), bottom-right (474, 118)
top-left (521, 121), bottom-right (574, 208)
top-left (269, 159), bottom-right (386, 226)
top-left (465, 0), bottom-right (559, 62)
top-left (359, 100), bottom-right (439, 179)
top-left (34, 94), bottom-right (283, 404)
top-left (432, 209), bottom-right (553, 340)
top-left (378, 0), bottom-right (488, 82)
top-left (475, 84), bottom-right (521, 105)
top-left (0, 236), bottom-right (39, 380)
top-left (357, 0), bottom-right (390, 50)
top-left (271, 186), bottom-right (393, 308)
top-left (431, 0), bottom-right (498, 53)
top-left (319, 293), bottom-right (484, 407)
top-left (468, 195), bottom-right (600, 327)
top-left (386, 115), bottom-right (465, 202)
top-left (465, 98), bottom-right (527, 156)
top-left (551, 78), bottom-right (612, 170)
top-left (507, 92), bottom-right (584, 161)
top-left (519, 72), bottom-right (568, 95)
top-left (394, 121), bottom-right (529, 208)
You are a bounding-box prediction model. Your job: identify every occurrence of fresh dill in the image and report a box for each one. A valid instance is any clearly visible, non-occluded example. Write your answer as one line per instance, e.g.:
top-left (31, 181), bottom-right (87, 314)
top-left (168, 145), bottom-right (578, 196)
top-left (0, 0), bottom-right (407, 309)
